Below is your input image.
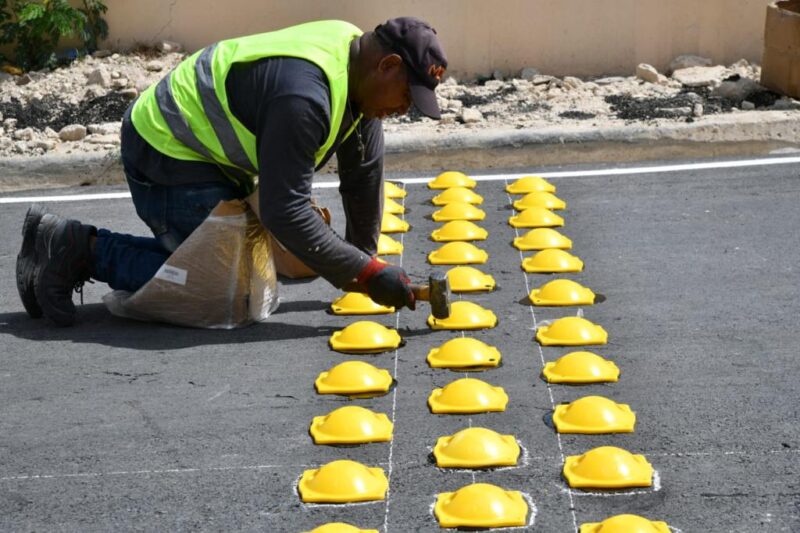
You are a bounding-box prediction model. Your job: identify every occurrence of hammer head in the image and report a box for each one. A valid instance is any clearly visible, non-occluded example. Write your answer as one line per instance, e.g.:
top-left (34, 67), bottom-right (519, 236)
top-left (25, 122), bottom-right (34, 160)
top-left (428, 272), bottom-right (451, 319)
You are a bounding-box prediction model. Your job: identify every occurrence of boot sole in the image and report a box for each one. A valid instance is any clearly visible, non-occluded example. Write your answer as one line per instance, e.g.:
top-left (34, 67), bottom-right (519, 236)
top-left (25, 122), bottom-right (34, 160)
top-left (34, 214), bottom-right (77, 327)
top-left (16, 204), bottom-right (46, 318)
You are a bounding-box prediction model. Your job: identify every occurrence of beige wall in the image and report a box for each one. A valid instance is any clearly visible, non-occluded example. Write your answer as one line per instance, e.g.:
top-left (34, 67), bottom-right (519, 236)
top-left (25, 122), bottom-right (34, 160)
top-left (103, 0), bottom-right (772, 78)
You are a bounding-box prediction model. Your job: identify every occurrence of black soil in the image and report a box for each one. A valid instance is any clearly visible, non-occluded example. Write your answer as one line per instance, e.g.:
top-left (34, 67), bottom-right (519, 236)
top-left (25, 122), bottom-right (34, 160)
top-left (559, 110), bottom-right (596, 120)
top-left (0, 93), bottom-right (130, 131)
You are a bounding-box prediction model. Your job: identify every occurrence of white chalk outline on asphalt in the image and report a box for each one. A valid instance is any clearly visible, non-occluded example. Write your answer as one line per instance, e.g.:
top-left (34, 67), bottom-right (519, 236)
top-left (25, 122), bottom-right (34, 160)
top-left (2, 155), bottom-right (799, 204)
top-left (505, 180), bottom-right (580, 533)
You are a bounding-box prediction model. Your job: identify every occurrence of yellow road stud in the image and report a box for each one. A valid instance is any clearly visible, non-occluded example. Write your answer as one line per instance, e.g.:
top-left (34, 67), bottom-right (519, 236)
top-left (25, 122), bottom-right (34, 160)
top-left (428, 171), bottom-right (477, 190)
top-left (329, 321), bottom-right (402, 353)
top-left (310, 406), bottom-right (393, 444)
top-left (513, 227), bottom-right (573, 251)
top-left (433, 427), bottom-right (520, 468)
top-left (305, 523), bottom-right (379, 533)
top-left (315, 361), bottom-right (393, 396)
top-left (428, 242), bottom-right (489, 265)
top-left (330, 293), bottom-right (395, 315)
top-left (383, 181), bottom-right (406, 199)
top-left (509, 207), bottom-right (564, 228)
top-left (536, 316), bottom-right (608, 346)
top-left (529, 279), bottom-right (595, 306)
top-left (563, 446), bottom-right (653, 489)
top-left (377, 233), bottom-right (403, 255)
top-left (428, 378), bottom-right (508, 413)
top-left (543, 351), bottom-right (620, 384)
top-left (513, 191), bottom-right (566, 211)
top-left (447, 266), bottom-right (496, 293)
top-left (432, 202), bottom-right (486, 222)
top-left (522, 249), bottom-right (584, 273)
top-left (383, 197), bottom-right (405, 215)
top-left (298, 460), bottom-right (388, 503)
top-left (434, 483), bottom-right (528, 528)
top-left (428, 301), bottom-right (497, 330)
top-left (505, 175), bottom-right (556, 194)
top-left (427, 337), bottom-right (501, 369)
top-left (579, 514), bottom-right (671, 533)
top-left (381, 213), bottom-right (409, 233)
top-left (431, 220), bottom-right (488, 242)
top-left (432, 187), bottom-right (484, 206)
top-left (553, 396), bottom-right (636, 434)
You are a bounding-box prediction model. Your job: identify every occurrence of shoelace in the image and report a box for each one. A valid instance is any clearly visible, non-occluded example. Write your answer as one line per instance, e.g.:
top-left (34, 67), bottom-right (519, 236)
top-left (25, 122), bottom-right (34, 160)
top-left (73, 279), bottom-right (94, 305)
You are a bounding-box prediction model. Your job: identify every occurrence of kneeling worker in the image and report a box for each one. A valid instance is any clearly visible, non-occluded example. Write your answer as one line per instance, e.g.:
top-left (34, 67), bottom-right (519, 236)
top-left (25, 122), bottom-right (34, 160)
top-left (16, 17), bottom-right (448, 326)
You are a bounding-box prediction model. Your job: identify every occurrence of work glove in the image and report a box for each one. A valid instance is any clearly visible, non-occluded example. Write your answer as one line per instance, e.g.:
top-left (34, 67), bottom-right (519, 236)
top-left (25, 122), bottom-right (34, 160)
top-left (356, 258), bottom-right (416, 310)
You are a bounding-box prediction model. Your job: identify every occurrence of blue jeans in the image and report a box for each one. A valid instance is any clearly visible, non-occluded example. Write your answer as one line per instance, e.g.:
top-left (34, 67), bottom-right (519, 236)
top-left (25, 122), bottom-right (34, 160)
top-left (92, 173), bottom-right (241, 291)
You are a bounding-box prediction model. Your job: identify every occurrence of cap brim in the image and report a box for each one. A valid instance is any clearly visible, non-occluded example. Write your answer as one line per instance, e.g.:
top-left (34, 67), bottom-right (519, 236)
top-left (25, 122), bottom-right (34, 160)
top-left (409, 80), bottom-right (441, 119)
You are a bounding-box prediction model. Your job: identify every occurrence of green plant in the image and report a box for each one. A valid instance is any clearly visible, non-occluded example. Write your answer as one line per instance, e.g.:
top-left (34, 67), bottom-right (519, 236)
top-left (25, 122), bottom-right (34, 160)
top-left (0, 0), bottom-right (108, 71)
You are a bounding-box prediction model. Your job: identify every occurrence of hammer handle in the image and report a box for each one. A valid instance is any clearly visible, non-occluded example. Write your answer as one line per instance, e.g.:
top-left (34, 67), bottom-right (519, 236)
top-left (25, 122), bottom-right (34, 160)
top-left (342, 282), bottom-right (431, 301)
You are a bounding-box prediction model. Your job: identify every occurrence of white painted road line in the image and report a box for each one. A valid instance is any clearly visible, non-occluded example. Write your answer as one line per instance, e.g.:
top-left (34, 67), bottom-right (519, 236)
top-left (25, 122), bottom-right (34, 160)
top-left (2, 156), bottom-right (799, 204)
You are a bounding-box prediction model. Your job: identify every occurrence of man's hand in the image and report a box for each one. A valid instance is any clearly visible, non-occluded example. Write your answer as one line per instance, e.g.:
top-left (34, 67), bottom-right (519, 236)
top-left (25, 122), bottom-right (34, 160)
top-left (356, 258), bottom-right (416, 310)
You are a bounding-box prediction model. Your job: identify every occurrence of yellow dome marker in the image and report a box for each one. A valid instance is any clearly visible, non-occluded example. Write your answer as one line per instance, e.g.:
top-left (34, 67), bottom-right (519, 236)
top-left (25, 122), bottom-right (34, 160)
top-left (513, 228), bottom-right (573, 251)
top-left (428, 378), bottom-right (508, 413)
top-left (381, 213), bottom-right (409, 233)
top-left (536, 316), bottom-right (608, 346)
top-left (579, 514), bottom-right (671, 533)
top-left (543, 351), bottom-right (620, 384)
top-left (377, 233), bottom-right (403, 255)
top-left (447, 266), bottom-right (496, 293)
top-left (427, 337), bottom-right (501, 369)
top-left (563, 446), bottom-right (653, 489)
top-left (428, 242), bottom-right (489, 265)
top-left (432, 187), bottom-right (484, 206)
top-left (309, 406), bottom-right (393, 444)
top-left (509, 207), bottom-right (565, 228)
top-left (513, 191), bottom-right (567, 211)
top-left (428, 171), bottom-right (477, 190)
top-left (433, 427), bottom-right (520, 468)
top-left (432, 202), bottom-right (486, 222)
top-left (522, 249), bottom-right (584, 273)
top-left (383, 181), bottom-right (406, 199)
top-left (428, 301), bottom-right (497, 330)
top-left (330, 293), bottom-right (395, 315)
top-left (434, 483), bottom-right (528, 528)
top-left (383, 197), bottom-right (405, 215)
top-left (529, 279), bottom-right (596, 306)
top-left (329, 321), bottom-right (402, 353)
top-left (305, 523), bottom-right (379, 533)
top-left (315, 361), bottom-right (393, 396)
top-left (431, 220), bottom-right (488, 242)
top-left (553, 396), bottom-right (636, 434)
top-left (505, 175), bottom-right (556, 194)
top-left (298, 460), bottom-right (388, 503)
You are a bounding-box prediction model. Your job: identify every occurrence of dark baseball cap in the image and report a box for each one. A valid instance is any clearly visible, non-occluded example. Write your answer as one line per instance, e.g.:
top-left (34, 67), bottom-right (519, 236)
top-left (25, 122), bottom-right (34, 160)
top-left (374, 17), bottom-right (448, 119)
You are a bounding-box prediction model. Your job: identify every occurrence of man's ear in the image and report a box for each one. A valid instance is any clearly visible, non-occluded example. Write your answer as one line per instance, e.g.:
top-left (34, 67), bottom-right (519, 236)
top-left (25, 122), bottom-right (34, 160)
top-left (378, 53), bottom-right (404, 73)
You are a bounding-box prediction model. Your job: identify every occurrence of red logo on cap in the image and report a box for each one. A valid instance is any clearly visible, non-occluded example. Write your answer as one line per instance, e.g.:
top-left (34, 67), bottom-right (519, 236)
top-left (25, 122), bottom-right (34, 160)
top-left (428, 64), bottom-right (445, 82)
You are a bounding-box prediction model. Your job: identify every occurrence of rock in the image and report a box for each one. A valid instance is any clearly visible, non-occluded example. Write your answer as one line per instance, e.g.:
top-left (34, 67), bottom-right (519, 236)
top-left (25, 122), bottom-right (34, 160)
top-left (85, 134), bottom-right (120, 145)
top-left (531, 74), bottom-right (556, 85)
top-left (4, 118), bottom-right (18, 129)
top-left (693, 103), bottom-right (704, 117)
top-left (157, 40), bottom-right (183, 54)
top-left (594, 76), bottom-right (626, 86)
top-left (520, 67), bottom-right (540, 81)
top-left (672, 66), bottom-right (728, 87)
top-left (13, 141), bottom-right (28, 153)
top-left (84, 86), bottom-right (106, 99)
top-left (0, 72), bottom-right (13, 83)
top-left (669, 54), bottom-right (712, 74)
top-left (492, 69), bottom-right (504, 81)
top-left (111, 77), bottom-right (129, 89)
top-left (771, 97), bottom-right (800, 111)
top-left (712, 77), bottom-right (762, 103)
top-left (13, 128), bottom-right (34, 141)
top-left (484, 80), bottom-right (505, 91)
top-left (87, 68), bottom-right (112, 87)
top-left (44, 127), bottom-right (59, 139)
top-left (562, 76), bottom-right (583, 90)
top-left (119, 88), bottom-right (139, 100)
top-left (459, 108), bottom-right (483, 124)
top-left (741, 101), bottom-right (756, 111)
top-left (110, 70), bottom-right (121, 79)
top-left (58, 124), bottom-right (87, 142)
top-left (439, 113), bottom-right (457, 125)
top-left (0, 137), bottom-right (11, 150)
top-left (33, 139), bottom-right (56, 151)
top-left (146, 60), bottom-right (165, 72)
top-left (445, 99), bottom-right (463, 112)
top-left (441, 76), bottom-right (458, 86)
top-left (88, 122), bottom-right (121, 135)
top-left (636, 63), bottom-right (660, 83)
top-left (0, 111), bottom-right (3, 122)
top-left (93, 49), bottom-right (114, 58)
top-left (111, 53), bottom-right (120, 60)
top-left (657, 74), bottom-right (670, 85)
top-left (16, 73), bottom-right (34, 86)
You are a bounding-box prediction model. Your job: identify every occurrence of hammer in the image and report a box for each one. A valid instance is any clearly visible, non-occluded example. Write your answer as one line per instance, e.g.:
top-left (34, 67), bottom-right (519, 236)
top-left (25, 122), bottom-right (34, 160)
top-left (344, 272), bottom-right (451, 318)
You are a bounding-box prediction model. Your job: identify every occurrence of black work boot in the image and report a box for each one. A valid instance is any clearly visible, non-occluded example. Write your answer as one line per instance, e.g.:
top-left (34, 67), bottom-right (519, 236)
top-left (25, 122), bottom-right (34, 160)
top-left (16, 204), bottom-right (48, 318)
top-left (34, 214), bottom-right (97, 327)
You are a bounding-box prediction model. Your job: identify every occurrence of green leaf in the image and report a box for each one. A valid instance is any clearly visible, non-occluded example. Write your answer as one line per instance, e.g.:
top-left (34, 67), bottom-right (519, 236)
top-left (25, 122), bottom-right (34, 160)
top-left (18, 3), bottom-right (46, 24)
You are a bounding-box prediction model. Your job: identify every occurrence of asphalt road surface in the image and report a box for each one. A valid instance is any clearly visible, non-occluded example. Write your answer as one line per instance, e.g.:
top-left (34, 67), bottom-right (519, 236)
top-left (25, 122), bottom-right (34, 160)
top-left (1, 155), bottom-right (799, 532)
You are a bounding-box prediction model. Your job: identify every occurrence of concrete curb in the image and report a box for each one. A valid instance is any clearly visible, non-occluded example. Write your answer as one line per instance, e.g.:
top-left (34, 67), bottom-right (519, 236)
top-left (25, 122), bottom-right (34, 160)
top-left (1, 110), bottom-right (799, 192)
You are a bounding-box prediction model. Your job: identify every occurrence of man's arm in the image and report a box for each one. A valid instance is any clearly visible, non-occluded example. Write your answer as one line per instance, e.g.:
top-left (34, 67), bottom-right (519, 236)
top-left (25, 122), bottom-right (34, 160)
top-left (336, 116), bottom-right (384, 256)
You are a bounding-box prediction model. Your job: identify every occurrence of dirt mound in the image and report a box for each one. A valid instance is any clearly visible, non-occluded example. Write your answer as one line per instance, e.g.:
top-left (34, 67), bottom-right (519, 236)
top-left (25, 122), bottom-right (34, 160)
top-left (0, 93), bottom-right (130, 131)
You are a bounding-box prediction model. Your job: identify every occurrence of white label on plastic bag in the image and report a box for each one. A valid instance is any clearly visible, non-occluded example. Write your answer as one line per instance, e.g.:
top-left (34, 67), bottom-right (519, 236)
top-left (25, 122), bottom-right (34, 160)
top-left (155, 264), bottom-right (188, 286)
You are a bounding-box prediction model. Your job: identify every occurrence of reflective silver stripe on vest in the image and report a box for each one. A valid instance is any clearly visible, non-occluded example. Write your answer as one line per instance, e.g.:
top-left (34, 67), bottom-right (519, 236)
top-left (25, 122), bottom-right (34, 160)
top-left (195, 45), bottom-right (258, 175)
top-left (155, 73), bottom-right (252, 185)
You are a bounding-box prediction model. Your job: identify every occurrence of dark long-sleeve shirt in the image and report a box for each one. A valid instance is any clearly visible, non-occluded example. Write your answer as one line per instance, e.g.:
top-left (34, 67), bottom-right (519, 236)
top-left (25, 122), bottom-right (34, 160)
top-left (121, 56), bottom-right (383, 288)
